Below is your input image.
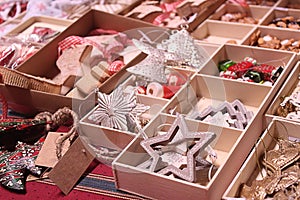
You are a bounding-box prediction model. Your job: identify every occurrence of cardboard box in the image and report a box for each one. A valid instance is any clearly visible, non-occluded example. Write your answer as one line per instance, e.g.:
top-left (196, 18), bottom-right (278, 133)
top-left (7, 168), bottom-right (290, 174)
top-left (223, 118), bottom-right (300, 198)
top-left (265, 61), bottom-right (300, 124)
top-left (191, 20), bottom-right (256, 45)
top-left (0, 9), bottom-right (164, 114)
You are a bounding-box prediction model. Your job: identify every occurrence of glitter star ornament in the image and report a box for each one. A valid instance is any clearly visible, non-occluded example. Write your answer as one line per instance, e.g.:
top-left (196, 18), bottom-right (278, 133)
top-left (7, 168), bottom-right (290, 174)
top-left (140, 113), bottom-right (216, 182)
top-left (126, 39), bottom-right (178, 83)
top-left (127, 27), bottom-right (208, 83)
top-left (157, 28), bottom-right (209, 68)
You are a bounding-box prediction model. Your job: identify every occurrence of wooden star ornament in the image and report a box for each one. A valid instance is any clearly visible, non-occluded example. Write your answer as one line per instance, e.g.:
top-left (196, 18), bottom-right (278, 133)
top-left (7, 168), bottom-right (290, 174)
top-left (140, 113), bottom-right (216, 182)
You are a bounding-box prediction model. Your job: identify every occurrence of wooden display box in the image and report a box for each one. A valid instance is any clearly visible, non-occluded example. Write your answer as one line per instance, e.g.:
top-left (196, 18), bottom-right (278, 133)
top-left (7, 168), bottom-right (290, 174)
top-left (199, 44), bottom-right (296, 94)
top-left (0, 9), bottom-right (163, 114)
top-left (276, 0), bottom-right (300, 9)
top-left (242, 26), bottom-right (300, 54)
top-left (191, 20), bottom-right (255, 45)
top-left (6, 16), bottom-right (72, 37)
top-left (0, 12), bottom-right (26, 34)
top-left (79, 93), bottom-right (169, 152)
top-left (223, 118), bottom-right (300, 198)
top-left (121, 0), bottom-right (226, 31)
top-left (261, 7), bottom-right (300, 29)
top-left (112, 45), bottom-right (297, 198)
top-left (265, 61), bottom-right (300, 124)
top-left (162, 74), bottom-right (269, 127)
top-left (209, 3), bottom-right (270, 25)
top-left (112, 102), bottom-right (278, 200)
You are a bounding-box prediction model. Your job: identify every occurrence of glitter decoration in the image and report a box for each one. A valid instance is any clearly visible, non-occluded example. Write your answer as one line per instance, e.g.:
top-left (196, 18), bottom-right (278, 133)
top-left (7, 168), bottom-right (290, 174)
top-left (140, 113), bottom-right (216, 182)
top-left (88, 87), bottom-right (150, 131)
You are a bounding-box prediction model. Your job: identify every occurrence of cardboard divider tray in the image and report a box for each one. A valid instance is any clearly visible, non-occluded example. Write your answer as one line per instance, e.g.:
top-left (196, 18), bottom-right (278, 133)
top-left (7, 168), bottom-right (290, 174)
top-left (276, 0), bottom-right (300, 9)
top-left (199, 44), bottom-right (296, 94)
top-left (112, 44), bottom-right (297, 199)
top-left (79, 93), bottom-right (169, 152)
top-left (162, 74), bottom-right (269, 127)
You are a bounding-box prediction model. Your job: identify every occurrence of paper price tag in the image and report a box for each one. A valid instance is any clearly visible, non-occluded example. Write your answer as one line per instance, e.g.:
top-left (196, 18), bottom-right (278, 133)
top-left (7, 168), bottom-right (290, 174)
top-left (35, 132), bottom-right (71, 168)
top-left (48, 137), bottom-right (95, 195)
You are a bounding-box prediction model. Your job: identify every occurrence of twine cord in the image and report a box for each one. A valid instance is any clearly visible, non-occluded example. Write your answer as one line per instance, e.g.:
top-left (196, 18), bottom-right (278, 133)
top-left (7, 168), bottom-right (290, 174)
top-left (34, 107), bottom-right (79, 159)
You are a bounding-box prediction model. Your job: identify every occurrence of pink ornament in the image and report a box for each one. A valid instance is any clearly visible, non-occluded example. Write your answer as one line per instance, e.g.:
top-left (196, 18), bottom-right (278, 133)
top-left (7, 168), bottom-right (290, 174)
top-left (108, 60), bottom-right (124, 76)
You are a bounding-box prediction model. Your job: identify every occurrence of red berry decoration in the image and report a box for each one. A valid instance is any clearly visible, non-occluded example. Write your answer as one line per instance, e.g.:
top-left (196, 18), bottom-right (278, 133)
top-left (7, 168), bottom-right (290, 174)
top-left (108, 60), bottom-right (125, 76)
top-left (227, 61), bottom-right (253, 78)
top-left (252, 64), bottom-right (276, 81)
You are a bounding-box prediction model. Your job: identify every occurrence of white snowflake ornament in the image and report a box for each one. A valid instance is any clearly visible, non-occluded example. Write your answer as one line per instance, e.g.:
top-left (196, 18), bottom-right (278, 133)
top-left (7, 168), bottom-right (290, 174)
top-left (88, 87), bottom-right (136, 131)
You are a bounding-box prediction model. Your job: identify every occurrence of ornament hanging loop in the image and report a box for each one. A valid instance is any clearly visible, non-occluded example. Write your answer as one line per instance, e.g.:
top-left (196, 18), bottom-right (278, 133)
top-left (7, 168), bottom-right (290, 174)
top-left (179, 23), bottom-right (189, 31)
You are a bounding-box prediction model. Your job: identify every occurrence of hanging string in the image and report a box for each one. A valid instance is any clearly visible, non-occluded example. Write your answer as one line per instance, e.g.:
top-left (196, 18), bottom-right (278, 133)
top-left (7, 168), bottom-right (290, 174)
top-left (34, 107), bottom-right (79, 159)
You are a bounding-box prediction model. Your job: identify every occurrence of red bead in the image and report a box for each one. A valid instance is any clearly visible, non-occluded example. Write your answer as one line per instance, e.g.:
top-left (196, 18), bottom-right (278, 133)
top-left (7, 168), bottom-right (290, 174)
top-left (163, 85), bottom-right (181, 99)
top-left (136, 86), bottom-right (146, 94)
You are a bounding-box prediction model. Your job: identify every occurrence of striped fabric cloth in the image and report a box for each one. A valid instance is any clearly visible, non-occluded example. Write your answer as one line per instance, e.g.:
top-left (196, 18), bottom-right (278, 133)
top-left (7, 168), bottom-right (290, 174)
top-left (0, 161), bottom-right (146, 200)
top-left (0, 108), bottom-right (145, 200)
